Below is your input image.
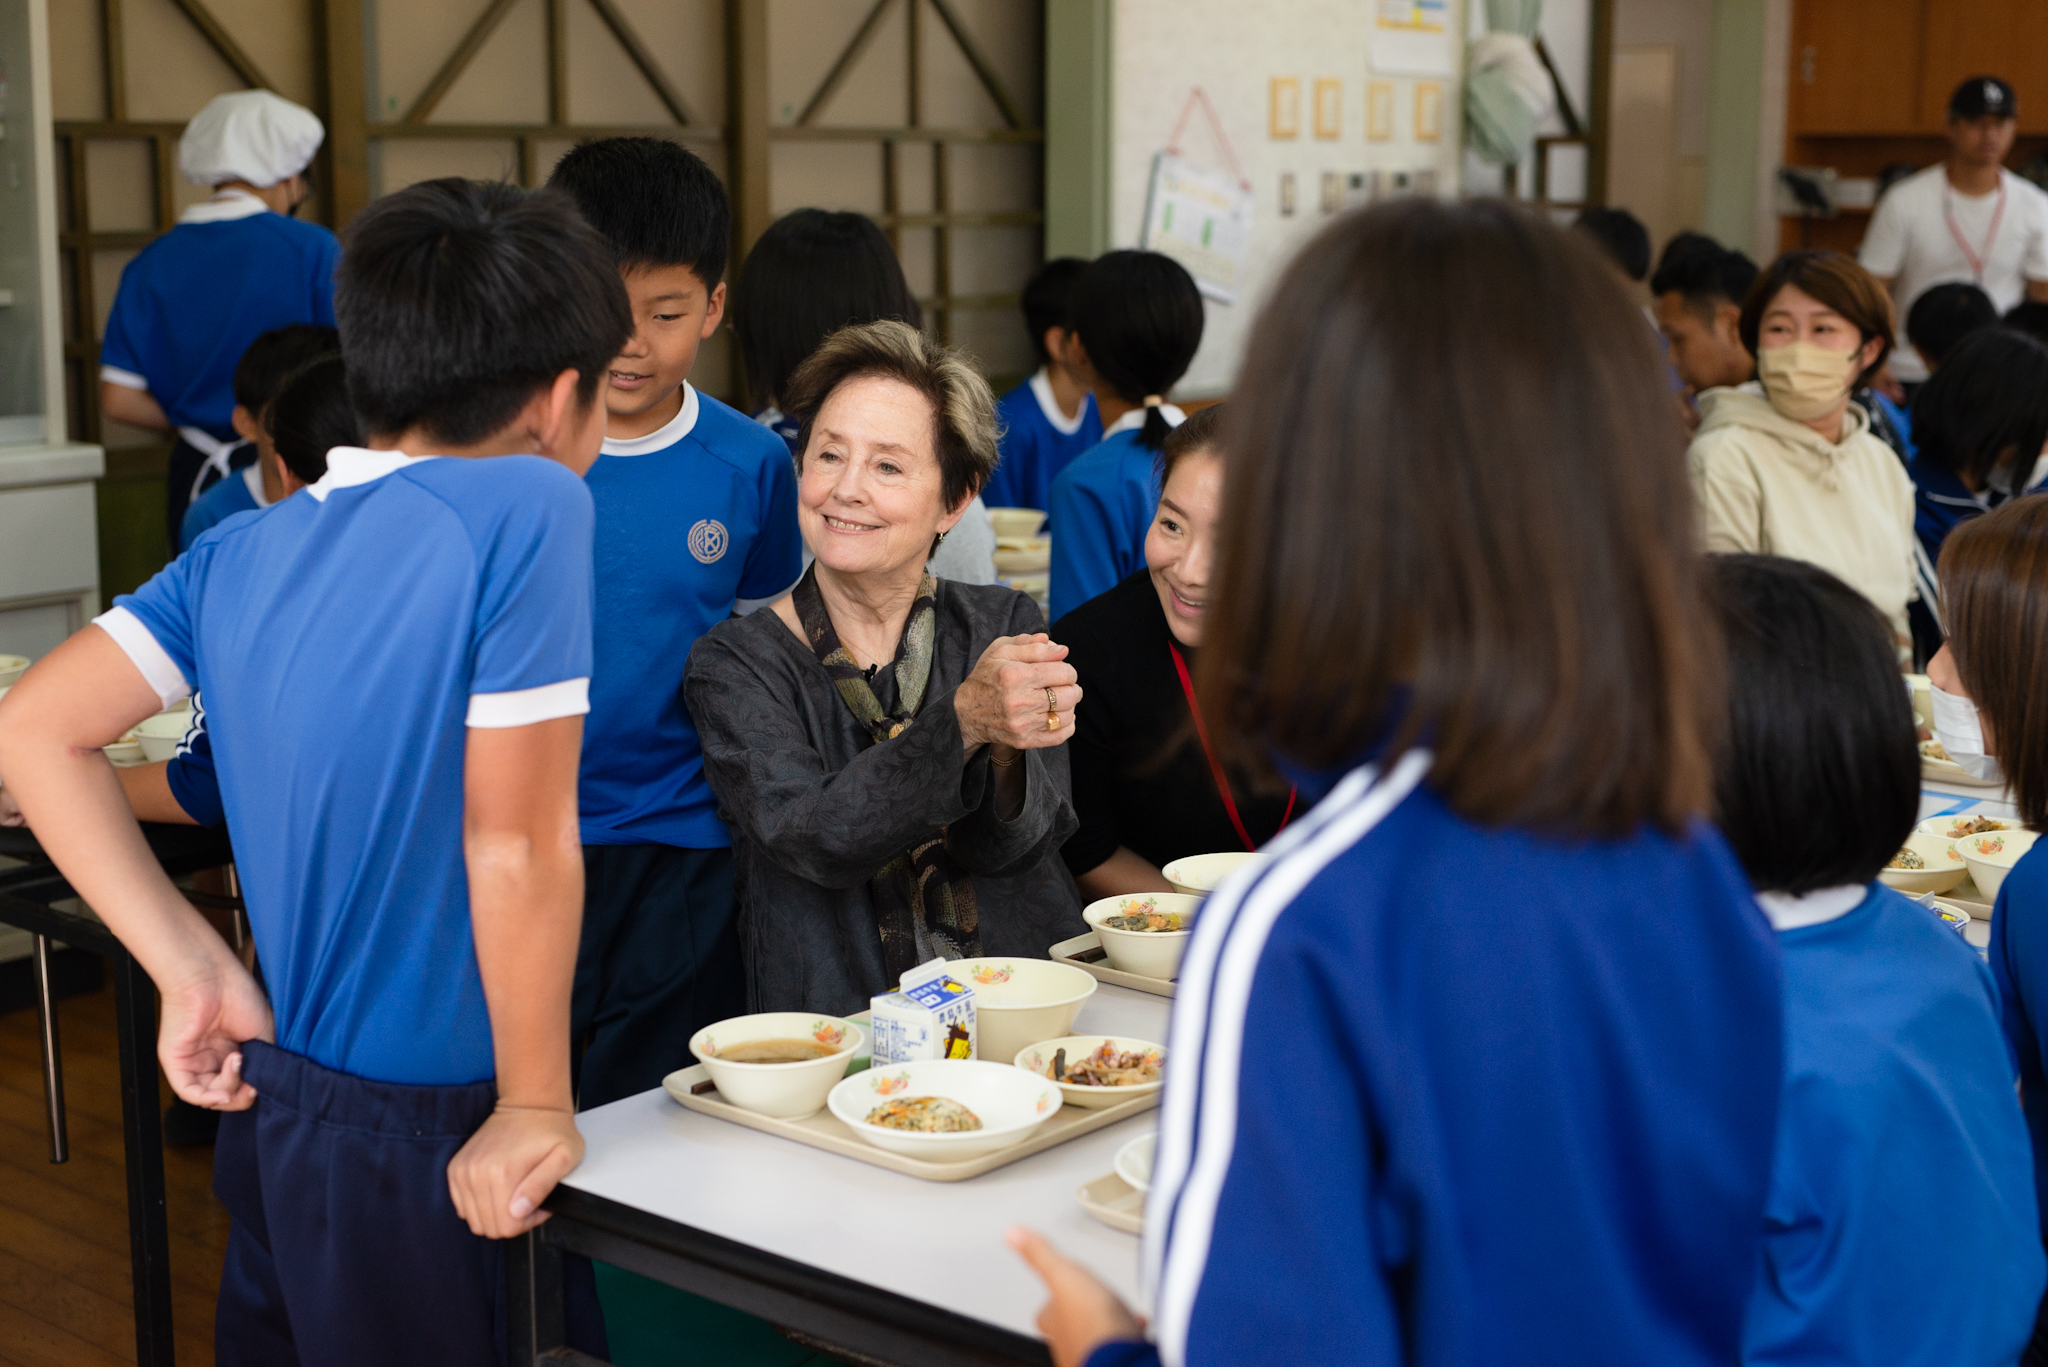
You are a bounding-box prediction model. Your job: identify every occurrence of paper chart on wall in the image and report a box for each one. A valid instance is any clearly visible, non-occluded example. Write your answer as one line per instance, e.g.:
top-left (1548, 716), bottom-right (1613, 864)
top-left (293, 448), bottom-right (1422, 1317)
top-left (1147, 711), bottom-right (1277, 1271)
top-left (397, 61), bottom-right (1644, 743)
top-left (1371, 0), bottom-right (1453, 77)
top-left (1140, 153), bottom-right (1255, 305)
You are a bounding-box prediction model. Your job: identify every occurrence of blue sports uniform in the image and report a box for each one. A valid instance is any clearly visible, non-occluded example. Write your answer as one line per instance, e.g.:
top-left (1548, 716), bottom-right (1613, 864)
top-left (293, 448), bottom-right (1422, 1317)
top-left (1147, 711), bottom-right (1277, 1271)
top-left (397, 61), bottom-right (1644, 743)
top-left (1047, 406), bottom-right (1183, 624)
top-left (1990, 845), bottom-right (2048, 1244)
top-left (164, 693), bottom-right (223, 827)
top-left (985, 369), bottom-right (1101, 515)
top-left (100, 447), bottom-right (600, 1366)
top-left (1097, 753), bottom-right (1783, 1367)
top-left (573, 385), bottom-right (802, 1109)
top-left (1747, 883), bottom-right (2041, 1365)
top-left (179, 464), bottom-right (267, 551)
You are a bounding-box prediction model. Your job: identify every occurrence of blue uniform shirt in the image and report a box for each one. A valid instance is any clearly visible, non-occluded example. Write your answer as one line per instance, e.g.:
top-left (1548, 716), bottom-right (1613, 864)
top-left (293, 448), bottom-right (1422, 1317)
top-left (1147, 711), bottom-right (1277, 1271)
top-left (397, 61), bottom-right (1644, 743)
top-left (164, 692), bottom-right (223, 828)
top-left (103, 448), bottom-right (594, 1086)
top-left (179, 463), bottom-right (267, 550)
top-left (581, 385), bottom-right (802, 848)
top-left (99, 193), bottom-right (338, 441)
top-left (1047, 406), bottom-right (1182, 624)
top-left (1989, 843), bottom-right (2048, 1243)
top-left (1131, 754), bottom-right (1783, 1367)
top-left (1747, 883), bottom-right (2041, 1365)
top-left (985, 369), bottom-right (1101, 515)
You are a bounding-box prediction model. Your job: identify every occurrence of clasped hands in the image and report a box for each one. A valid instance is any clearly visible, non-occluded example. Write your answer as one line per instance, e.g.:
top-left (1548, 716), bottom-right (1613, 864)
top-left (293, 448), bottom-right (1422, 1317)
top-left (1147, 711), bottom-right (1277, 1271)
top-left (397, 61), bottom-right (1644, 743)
top-left (954, 633), bottom-right (1082, 758)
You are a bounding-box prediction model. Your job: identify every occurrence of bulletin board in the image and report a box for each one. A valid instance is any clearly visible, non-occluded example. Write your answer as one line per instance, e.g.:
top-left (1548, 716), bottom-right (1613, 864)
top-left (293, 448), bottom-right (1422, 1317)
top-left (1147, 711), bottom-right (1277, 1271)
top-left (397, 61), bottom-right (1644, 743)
top-left (1109, 0), bottom-right (1470, 395)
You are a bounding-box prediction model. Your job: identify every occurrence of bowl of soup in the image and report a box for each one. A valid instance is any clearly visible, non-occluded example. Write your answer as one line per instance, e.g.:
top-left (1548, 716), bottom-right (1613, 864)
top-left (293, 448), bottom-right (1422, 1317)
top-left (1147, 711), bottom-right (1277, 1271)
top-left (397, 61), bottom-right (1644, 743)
top-left (827, 1058), bottom-right (1062, 1162)
top-left (1877, 830), bottom-right (1969, 896)
top-left (1956, 829), bottom-right (2039, 903)
top-left (1082, 893), bottom-right (1201, 981)
top-left (948, 958), bottom-right (1097, 1065)
top-left (1162, 852), bottom-right (1257, 898)
top-left (688, 1012), bottom-right (865, 1119)
top-left (986, 506), bottom-right (1049, 540)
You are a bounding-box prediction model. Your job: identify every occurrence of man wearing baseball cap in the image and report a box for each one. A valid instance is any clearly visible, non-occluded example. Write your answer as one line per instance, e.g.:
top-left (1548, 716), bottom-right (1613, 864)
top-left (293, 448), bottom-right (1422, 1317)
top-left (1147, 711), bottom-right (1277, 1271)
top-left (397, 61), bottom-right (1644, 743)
top-left (1861, 75), bottom-right (2048, 389)
top-left (98, 90), bottom-right (339, 545)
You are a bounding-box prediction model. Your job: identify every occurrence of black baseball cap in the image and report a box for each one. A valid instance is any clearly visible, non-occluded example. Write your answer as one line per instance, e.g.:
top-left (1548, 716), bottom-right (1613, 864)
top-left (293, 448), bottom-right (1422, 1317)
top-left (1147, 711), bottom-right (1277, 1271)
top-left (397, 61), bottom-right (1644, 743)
top-left (1950, 76), bottom-right (2018, 121)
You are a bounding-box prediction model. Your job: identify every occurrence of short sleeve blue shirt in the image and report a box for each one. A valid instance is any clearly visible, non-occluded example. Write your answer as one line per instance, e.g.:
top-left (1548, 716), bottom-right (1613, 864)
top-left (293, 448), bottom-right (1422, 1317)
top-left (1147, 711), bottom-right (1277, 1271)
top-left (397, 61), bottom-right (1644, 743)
top-left (1048, 414), bottom-right (1176, 623)
top-left (164, 692), bottom-right (223, 828)
top-left (106, 449), bottom-right (594, 1086)
top-left (178, 465), bottom-right (266, 551)
top-left (580, 385), bottom-right (802, 848)
top-left (99, 198), bottom-right (338, 440)
top-left (985, 370), bottom-right (1101, 516)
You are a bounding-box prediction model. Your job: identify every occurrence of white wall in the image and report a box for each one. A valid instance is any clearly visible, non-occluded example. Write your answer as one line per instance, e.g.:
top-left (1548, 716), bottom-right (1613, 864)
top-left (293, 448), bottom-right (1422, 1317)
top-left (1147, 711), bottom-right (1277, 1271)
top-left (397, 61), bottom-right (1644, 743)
top-left (1109, 0), bottom-right (1468, 395)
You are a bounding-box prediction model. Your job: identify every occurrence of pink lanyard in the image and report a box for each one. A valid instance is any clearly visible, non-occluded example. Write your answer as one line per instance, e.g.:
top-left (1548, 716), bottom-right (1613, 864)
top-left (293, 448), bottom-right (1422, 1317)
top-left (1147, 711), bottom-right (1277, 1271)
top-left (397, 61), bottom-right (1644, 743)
top-left (1944, 178), bottom-right (2007, 284)
top-left (1168, 641), bottom-right (1295, 852)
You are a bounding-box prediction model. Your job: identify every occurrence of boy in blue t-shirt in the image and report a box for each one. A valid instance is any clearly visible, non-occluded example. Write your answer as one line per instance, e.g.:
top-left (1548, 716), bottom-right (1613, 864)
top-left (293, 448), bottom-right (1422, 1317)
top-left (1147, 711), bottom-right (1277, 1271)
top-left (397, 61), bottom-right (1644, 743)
top-left (1705, 554), bottom-right (2043, 1366)
top-left (547, 139), bottom-right (803, 1108)
top-left (0, 179), bottom-right (633, 1365)
top-left (985, 257), bottom-right (1101, 515)
top-left (178, 324), bottom-right (339, 549)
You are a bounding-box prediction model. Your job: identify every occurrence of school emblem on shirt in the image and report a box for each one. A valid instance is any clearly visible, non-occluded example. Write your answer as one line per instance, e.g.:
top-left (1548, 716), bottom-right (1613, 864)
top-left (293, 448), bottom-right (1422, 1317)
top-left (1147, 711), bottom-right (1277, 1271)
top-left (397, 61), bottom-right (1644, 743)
top-left (688, 518), bottom-right (729, 564)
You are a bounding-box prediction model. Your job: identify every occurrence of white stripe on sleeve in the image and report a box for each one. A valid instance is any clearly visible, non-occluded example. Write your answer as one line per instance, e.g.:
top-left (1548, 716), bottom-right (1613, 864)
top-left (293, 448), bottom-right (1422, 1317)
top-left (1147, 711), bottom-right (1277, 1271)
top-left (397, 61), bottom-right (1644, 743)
top-left (1147, 749), bottom-right (1431, 1367)
top-left (100, 365), bottom-right (148, 390)
top-left (91, 606), bottom-right (193, 711)
top-left (465, 677), bottom-right (590, 729)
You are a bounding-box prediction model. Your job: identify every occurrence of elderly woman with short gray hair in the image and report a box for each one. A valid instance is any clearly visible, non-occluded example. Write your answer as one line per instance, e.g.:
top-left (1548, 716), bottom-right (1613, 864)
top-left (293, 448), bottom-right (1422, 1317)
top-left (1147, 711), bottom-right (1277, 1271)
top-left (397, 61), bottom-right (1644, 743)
top-left (686, 320), bottom-right (1086, 1014)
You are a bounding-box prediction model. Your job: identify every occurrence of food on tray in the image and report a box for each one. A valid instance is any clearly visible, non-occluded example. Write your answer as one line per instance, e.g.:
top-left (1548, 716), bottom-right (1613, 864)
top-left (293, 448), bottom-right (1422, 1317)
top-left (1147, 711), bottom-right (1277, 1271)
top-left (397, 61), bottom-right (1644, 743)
top-left (1102, 898), bottom-right (1189, 933)
top-left (1921, 739), bottom-right (1952, 762)
top-left (864, 1095), bottom-right (983, 1132)
top-left (1048, 1042), bottom-right (1163, 1088)
top-left (1944, 816), bottom-right (2009, 837)
top-left (716, 1038), bottom-right (839, 1064)
top-left (1887, 849), bottom-right (1927, 870)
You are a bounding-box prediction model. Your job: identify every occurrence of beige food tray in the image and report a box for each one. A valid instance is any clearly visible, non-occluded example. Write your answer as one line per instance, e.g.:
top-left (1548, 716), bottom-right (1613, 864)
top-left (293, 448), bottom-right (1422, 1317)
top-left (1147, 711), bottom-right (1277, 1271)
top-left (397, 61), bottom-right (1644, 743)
top-left (662, 1063), bottom-right (1159, 1183)
top-left (1076, 1171), bottom-right (1145, 1235)
top-left (1050, 932), bottom-right (1176, 998)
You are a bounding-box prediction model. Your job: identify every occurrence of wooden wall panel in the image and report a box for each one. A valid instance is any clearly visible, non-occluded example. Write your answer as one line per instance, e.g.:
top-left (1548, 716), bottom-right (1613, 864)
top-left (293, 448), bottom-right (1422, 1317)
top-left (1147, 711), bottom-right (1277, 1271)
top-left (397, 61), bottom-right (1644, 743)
top-left (1917, 0), bottom-right (2048, 133)
top-left (1788, 0), bottom-right (1924, 133)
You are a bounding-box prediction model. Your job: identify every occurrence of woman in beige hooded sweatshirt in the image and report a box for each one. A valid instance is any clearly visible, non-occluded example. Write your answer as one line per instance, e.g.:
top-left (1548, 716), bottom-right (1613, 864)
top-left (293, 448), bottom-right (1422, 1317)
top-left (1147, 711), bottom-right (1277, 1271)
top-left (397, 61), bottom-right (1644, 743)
top-left (1688, 250), bottom-right (1917, 647)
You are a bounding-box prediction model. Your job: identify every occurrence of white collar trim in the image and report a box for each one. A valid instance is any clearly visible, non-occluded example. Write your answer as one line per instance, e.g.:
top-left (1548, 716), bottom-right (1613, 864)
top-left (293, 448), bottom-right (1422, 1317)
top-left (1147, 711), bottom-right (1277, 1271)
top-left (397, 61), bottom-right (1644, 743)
top-left (1029, 368), bottom-right (1088, 436)
top-left (179, 188), bottom-right (272, 225)
top-left (242, 460), bottom-right (271, 509)
top-left (1756, 883), bottom-right (1868, 931)
top-left (306, 446), bottom-right (439, 502)
top-left (601, 382), bottom-right (699, 457)
top-left (1103, 401), bottom-right (1188, 439)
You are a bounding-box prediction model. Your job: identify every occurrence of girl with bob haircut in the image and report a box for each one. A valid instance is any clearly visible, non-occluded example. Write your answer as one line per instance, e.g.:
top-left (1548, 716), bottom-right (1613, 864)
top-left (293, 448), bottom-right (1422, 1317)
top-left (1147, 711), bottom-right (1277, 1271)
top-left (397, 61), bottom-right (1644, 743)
top-left (1009, 199), bottom-right (1783, 1367)
top-left (1704, 554), bottom-right (2041, 1366)
top-left (1935, 498), bottom-right (2048, 1350)
top-left (1688, 249), bottom-right (1917, 648)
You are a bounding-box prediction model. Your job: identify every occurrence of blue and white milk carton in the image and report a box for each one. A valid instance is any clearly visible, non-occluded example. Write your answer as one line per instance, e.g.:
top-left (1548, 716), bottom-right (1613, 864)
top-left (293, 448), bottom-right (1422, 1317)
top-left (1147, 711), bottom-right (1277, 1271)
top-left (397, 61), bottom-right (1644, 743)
top-left (869, 958), bottom-right (977, 1065)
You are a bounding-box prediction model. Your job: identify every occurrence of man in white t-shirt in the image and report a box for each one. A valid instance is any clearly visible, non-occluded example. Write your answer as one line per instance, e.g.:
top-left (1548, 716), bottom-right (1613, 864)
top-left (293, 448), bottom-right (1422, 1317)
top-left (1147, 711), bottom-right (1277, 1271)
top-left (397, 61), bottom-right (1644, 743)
top-left (1860, 75), bottom-right (2048, 386)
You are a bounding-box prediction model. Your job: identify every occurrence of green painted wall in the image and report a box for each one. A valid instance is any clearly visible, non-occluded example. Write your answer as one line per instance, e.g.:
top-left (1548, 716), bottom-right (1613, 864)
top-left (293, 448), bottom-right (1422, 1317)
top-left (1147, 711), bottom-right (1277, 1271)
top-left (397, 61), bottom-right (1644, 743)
top-left (1044, 0), bottom-right (1114, 259)
top-left (1703, 0), bottom-right (1768, 257)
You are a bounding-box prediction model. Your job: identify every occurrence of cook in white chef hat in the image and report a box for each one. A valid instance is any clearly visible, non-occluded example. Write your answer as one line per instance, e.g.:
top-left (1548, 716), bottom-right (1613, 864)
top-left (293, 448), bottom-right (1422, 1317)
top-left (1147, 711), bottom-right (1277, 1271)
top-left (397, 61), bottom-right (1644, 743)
top-left (179, 90), bottom-right (325, 189)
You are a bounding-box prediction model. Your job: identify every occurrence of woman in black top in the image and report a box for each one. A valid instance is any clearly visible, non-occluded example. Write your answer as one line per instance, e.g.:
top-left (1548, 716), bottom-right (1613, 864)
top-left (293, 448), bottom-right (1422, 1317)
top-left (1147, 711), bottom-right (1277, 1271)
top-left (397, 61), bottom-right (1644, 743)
top-left (1055, 405), bottom-right (1294, 898)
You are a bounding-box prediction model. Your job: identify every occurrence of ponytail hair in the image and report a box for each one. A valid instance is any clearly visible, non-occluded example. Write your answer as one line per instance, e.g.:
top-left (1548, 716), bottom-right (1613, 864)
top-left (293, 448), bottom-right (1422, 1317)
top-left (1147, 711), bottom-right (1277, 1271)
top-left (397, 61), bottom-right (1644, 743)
top-left (1072, 250), bottom-right (1204, 450)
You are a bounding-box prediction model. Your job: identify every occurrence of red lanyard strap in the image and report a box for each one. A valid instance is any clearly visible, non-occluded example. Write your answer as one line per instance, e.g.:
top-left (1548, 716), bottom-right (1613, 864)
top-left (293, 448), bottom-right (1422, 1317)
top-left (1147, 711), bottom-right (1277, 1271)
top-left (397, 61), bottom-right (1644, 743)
top-left (1944, 178), bottom-right (2007, 284)
top-left (1169, 640), bottom-right (1295, 852)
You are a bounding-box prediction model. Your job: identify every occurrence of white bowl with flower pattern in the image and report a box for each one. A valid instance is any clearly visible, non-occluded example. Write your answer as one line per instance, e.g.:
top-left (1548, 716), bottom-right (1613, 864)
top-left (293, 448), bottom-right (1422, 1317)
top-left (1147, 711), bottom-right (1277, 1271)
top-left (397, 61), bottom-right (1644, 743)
top-left (1081, 894), bottom-right (1201, 980)
top-left (1956, 829), bottom-right (2040, 903)
top-left (949, 957), bottom-right (1097, 1064)
top-left (1161, 852), bottom-right (1257, 898)
top-left (1014, 1034), bottom-right (1166, 1110)
top-left (826, 1058), bottom-right (1062, 1162)
top-left (688, 1012), bottom-right (863, 1119)
top-left (1877, 830), bottom-right (1970, 896)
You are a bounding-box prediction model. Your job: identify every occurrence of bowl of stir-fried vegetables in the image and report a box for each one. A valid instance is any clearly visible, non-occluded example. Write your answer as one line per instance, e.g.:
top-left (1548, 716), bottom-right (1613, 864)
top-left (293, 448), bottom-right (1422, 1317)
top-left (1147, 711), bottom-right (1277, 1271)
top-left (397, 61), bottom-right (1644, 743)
top-left (1082, 893), bottom-right (1203, 981)
top-left (1014, 1035), bottom-right (1167, 1109)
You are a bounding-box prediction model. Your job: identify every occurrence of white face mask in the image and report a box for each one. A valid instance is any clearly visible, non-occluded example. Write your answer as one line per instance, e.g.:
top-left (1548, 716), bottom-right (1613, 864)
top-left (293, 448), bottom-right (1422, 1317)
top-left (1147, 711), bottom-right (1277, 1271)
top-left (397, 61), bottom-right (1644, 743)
top-left (1930, 682), bottom-right (2004, 784)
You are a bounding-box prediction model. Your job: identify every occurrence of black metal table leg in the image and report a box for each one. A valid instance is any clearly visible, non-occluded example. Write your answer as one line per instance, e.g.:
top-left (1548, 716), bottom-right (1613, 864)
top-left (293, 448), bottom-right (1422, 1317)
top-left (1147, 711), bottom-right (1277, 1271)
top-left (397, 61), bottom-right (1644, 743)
top-left (112, 950), bottom-right (176, 1367)
top-left (32, 933), bottom-right (68, 1163)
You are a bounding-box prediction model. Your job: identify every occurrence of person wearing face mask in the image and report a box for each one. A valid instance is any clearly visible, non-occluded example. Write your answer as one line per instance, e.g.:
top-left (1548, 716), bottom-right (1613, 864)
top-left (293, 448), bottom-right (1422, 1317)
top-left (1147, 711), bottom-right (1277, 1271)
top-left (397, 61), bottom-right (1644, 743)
top-left (1688, 250), bottom-right (1918, 648)
top-left (1052, 406), bottom-right (1296, 900)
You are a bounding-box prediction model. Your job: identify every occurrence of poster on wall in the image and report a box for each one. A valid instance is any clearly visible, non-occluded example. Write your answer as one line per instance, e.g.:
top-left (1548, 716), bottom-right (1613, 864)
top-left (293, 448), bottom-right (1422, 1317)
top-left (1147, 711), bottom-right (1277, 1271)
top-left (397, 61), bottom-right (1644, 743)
top-left (1141, 152), bottom-right (1256, 305)
top-left (1372, 0), bottom-right (1453, 77)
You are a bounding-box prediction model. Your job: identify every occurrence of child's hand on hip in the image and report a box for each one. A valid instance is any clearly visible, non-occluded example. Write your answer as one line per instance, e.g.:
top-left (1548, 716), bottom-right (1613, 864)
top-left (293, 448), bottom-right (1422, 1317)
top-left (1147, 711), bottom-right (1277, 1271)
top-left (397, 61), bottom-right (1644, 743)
top-left (448, 1105), bottom-right (584, 1239)
top-left (157, 951), bottom-right (272, 1110)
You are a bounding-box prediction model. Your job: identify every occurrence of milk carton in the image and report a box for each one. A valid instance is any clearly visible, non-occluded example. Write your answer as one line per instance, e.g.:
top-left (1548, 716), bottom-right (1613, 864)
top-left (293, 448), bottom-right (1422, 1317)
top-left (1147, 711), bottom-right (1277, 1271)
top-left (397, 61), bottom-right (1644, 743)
top-left (869, 958), bottom-right (977, 1064)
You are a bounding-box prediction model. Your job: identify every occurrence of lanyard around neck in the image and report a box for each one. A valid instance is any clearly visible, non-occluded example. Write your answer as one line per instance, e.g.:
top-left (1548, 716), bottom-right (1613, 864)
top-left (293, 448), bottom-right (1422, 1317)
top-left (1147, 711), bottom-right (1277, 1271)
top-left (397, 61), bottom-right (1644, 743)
top-left (1168, 640), bottom-right (1295, 852)
top-left (1943, 176), bottom-right (2007, 284)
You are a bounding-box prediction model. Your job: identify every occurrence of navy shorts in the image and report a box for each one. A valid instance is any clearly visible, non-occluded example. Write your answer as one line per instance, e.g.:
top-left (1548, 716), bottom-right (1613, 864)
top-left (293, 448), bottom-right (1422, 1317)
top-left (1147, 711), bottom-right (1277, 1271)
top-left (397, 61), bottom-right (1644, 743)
top-left (213, 1039), bottom-right (605, 1366)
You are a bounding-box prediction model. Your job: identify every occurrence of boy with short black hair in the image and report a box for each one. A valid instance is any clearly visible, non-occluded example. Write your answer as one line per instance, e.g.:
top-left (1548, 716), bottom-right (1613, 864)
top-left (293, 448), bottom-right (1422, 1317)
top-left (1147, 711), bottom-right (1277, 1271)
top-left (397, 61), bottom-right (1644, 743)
top-left (986, 256), bottom-right (1102, 513)
top-left (179, 322), bottom-right (339, 549)
top-left (1905, 280), bottom-right (1998, 372)
top-left (546, 137), bottom-right (802, 1108)
top-left (1650, 232), bottom-right (1759, 402)
top-left (0, 176), bottom-right (630, 1365)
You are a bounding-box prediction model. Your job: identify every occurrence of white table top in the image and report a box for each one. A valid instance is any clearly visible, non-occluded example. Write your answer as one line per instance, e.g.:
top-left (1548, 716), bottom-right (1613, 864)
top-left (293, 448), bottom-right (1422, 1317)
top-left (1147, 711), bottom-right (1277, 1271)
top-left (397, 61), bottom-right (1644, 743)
top-left (566, 983), bottom-right (1171, 1340)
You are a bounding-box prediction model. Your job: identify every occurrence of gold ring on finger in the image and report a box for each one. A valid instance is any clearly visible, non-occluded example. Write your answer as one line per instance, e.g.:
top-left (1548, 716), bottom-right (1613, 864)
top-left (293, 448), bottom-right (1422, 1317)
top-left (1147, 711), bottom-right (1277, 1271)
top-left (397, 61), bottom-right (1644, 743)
top-left (1046, 686), bottom-right (1060, 730)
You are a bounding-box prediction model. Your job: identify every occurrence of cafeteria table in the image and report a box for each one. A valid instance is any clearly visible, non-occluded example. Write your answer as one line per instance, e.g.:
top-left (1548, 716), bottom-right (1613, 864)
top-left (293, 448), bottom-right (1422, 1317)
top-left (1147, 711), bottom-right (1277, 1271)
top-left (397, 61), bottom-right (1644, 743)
top-left (0, 821), bottom-right (236, 1367)
top-left (510, 983), bottom-right (1171, 1367)
top-left (1917, 774), bottom-right (2021, 951)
